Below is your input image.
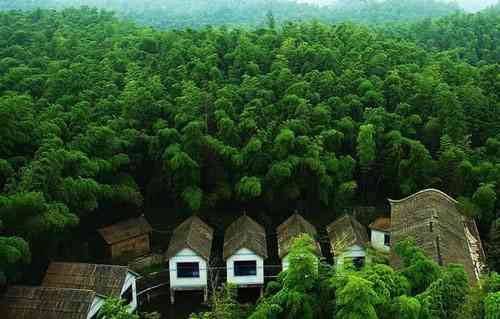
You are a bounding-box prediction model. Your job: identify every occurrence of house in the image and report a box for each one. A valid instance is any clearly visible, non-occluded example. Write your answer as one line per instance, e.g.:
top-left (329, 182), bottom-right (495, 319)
top-left (41, 262), bottom-right (140, 312)
top-left (327, 215), bottom-right (369, 269)
top-left (0, 286), bottom-right (105, 319)
top-left (390, 189), bottom-right (486, 283)
top-left (276, 213), bottom-right (321, 270)
top-left (98, 216), bottom-right (153, 261)
top-left (369, 217), bottom-right (391, 253)
top-left (165, 216), bottom-right (214, 304)
top-left (224, 215), bottom-right (267, 289)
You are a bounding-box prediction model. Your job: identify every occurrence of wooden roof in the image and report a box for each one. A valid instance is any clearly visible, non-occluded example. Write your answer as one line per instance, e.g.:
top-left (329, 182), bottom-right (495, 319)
top-left (224, 215), bottom-right (268, 260)
top-left (98, 216), bottom-right (152, 245)
top-left (276, 213), bottom-right (321, 258)
top-left (0, 286), bottom-right (98, 319)
top-left (42, 262), bottom-right (135, 298)
top-left (327, 215), bottom-right (369, 256)
top-left (165, 216), bottom-right (214, 261)
top-left (369, 217), bottom-right (391, 232)
top-left (389, 189), bottom-right (486, 283)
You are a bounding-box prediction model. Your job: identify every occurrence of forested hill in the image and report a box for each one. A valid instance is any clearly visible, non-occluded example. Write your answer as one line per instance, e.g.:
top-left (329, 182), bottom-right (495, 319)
top-left (384, 4), bottom-right (500, 64)
top-left (0, 7), bottom-right (499, 287)
top-left (0, 0), bottom-right (462, 28)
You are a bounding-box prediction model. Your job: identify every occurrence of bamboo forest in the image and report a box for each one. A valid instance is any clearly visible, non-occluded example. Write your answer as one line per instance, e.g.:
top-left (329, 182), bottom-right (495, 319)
top-left (0, 1), bottom-right (500, 318)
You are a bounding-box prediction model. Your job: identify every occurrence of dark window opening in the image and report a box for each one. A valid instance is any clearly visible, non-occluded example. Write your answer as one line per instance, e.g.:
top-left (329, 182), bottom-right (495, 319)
top-left (122, 285), bottom-right (133, 305)
top-left (384, 234), bottom-right (390, 246)
top-left (234, 260), bottom-right (257, 276)
top-left (177, 262), bottom-right (200, 278)
top-left (353, 257), bottom-right (365, 270)
top-left (90, 313), bottom-right (98, 319)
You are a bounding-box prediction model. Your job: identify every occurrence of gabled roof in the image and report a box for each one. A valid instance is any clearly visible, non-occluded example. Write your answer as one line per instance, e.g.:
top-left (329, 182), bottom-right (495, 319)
top-left (0, 286), bottom-right (100, 319)
top-left (369, 217), bottom-right (391, 232)
top-left (389, 188), bottom-right (486, 283)
top-left (327, 215), bottom-right (369, 256)
top-left (42, 262), bottom-right (136, 298)
top-left (276, 213), bottom-right (321, 258)
top-left (165, 216), bottom-right (214, 261)
top-left (224, 215), bottom-right (268, 260)
top-left (98, 216), bottom-right (152, 245)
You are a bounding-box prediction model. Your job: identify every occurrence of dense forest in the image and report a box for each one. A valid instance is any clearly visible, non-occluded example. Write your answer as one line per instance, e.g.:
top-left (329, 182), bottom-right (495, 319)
top-left (0, 4), bottom-right (499, 318)
top-left (0, 0), bottom-right (463, 28)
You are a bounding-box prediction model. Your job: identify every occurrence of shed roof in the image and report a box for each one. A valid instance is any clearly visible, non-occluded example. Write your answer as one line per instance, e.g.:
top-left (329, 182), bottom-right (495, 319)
top-left (389, 188), bottom-right (486, 283)
top-left (42, 262), bottom-right (136, 298)
top-left (369, 217), bottom-right (391, 232)
top-left (327, 215), bottom-right (369, 256)
top-left (0, 286), bottom-right (99, 319)
top-left (224, 215), bottom-right (268, 260)
top-left (165, 216), bottom-right (214, 261)
top-left (98, 216), bottom-right (152, 245)
top-left (276, 213), bottom-right (321, 258)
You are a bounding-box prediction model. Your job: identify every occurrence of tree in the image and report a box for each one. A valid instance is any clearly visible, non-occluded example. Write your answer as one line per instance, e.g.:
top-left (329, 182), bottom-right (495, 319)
top-left (98, 298), bottom-right (139, 319)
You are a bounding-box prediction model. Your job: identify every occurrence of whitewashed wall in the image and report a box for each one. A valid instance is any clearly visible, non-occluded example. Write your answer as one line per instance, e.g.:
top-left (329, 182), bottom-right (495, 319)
top-left (168, 248), bottom-right (208, 289)
top-left (121, 271), bottom-right (138, 312)
top-left (371, 230), bottom-right (390, 252)
top-left (226, 248), bottom-right (264, 286)
top-left (282, 255), bottom-right (290, 271)
top-left (334, 245), bottom-right (366, 267)
top-left (86, 296), bottom-right (105, 319)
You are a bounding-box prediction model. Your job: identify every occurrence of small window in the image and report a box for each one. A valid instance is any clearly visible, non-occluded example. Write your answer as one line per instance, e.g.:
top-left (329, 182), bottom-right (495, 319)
top-left (122, 285), bottom-right (133, 305)
top-left (177, 262), bottom-right (200, 278)
top-left (234, 260), bottom-right (257, 276)
top-left (353, 257), bottom-right (365, 270)
top-left (384, 233), bottom-right (390, 246)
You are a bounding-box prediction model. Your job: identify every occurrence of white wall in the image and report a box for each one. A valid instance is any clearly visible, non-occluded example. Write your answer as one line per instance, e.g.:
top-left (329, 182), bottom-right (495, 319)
top-left (86, 296), bottom-right (105, 319)
top-left (334, 245), bottom-right (366, 268)
top-left (226, 248), bottom-right (264, 286)
top-left (371, 230), bottom-right (390, 252)
top-left (282, 255), bottom-right (290, 271)
top-left (121, 271), bottom-right (138, 312)
top-left (169, 248), bottom-right (208, 289)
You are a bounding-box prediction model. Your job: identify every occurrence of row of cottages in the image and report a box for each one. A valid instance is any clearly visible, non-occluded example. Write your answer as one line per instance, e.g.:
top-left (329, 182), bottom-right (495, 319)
top-left (166, 214), bottom-right (323, 303)
top-left (0, 262), bottom-right (139, 319)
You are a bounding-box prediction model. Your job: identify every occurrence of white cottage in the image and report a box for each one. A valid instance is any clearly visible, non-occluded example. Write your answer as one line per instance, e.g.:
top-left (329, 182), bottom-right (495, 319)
top-left (369, 217), bottom-right (391, 253)
top-left (42, 262), bottom-right (139, 312)
top-left (327, 215), bottom-right (369, 269)
top-left (165, 216), bottom-right (214, 304)
top-left (277, 213), bottom-right (321, 271)
top-left (224, 215), bottom-right (268, 289)
top-left (0, 286), bottom-right (105, 319)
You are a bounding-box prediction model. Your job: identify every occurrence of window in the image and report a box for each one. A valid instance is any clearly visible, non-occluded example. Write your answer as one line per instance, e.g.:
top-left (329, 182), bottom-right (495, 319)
top-left (177, 262), bottom-right (200, 278)
top-left (234, 260), bottom-right (257, 276)
top-left (352, 257), bottom-right (365, 270)
top-left (122, 285), bottom-right (133, 305)
top-left (384, 233), bottom-right (390, 246)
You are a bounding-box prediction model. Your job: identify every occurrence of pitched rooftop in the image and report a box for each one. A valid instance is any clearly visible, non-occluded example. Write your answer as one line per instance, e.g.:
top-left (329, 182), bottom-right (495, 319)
top-left (224, 215), bottom-right (268, 260)
top-left (165, 216), bottom-right (214, 261)
top-left (98, 216), bottom-right (152, 245)
top-left (277, 213), bottom-right (321, 258)
top-left (327, 215), bottom-right (369, 256)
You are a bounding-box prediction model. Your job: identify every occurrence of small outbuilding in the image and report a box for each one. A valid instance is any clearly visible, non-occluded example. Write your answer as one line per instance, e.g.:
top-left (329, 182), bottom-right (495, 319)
top-left (98, 216), bottom-right (153, 261)
top-left (165, 216), bottom-right (214, 304)
top-left (327, 215), bottom-right (369, 269)
top-left (369, 217), bottom-right (391, 253)
top-left (224, 215), bottom-right (267, 289)
top-left (0, 286), bottom-right (104, 319)
top-left (277, 213), bottom-right (321, 270)
top-left (42, 262), bottom-right (139, 312)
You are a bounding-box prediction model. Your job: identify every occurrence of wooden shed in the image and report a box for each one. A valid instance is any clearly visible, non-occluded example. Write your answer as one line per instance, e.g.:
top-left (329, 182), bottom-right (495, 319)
top-left (327, 215), bottom-right (369, 269)
top-left (165, 216), bottom-right (214, 304)
top-left (98, 216), bottom-right (153, 260)
top-left (224, 215), bottom-right (267, 289)
top-left (42, 262), bottom-right (139, 312)
top-left (369, 217), bottom-right (391, 253)
top-left (277, 213), bottom-right (321, 270)
top-left (0, 286), bottom-right (104, 319)
top-left (390, 189), bottom-right (486, 283)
